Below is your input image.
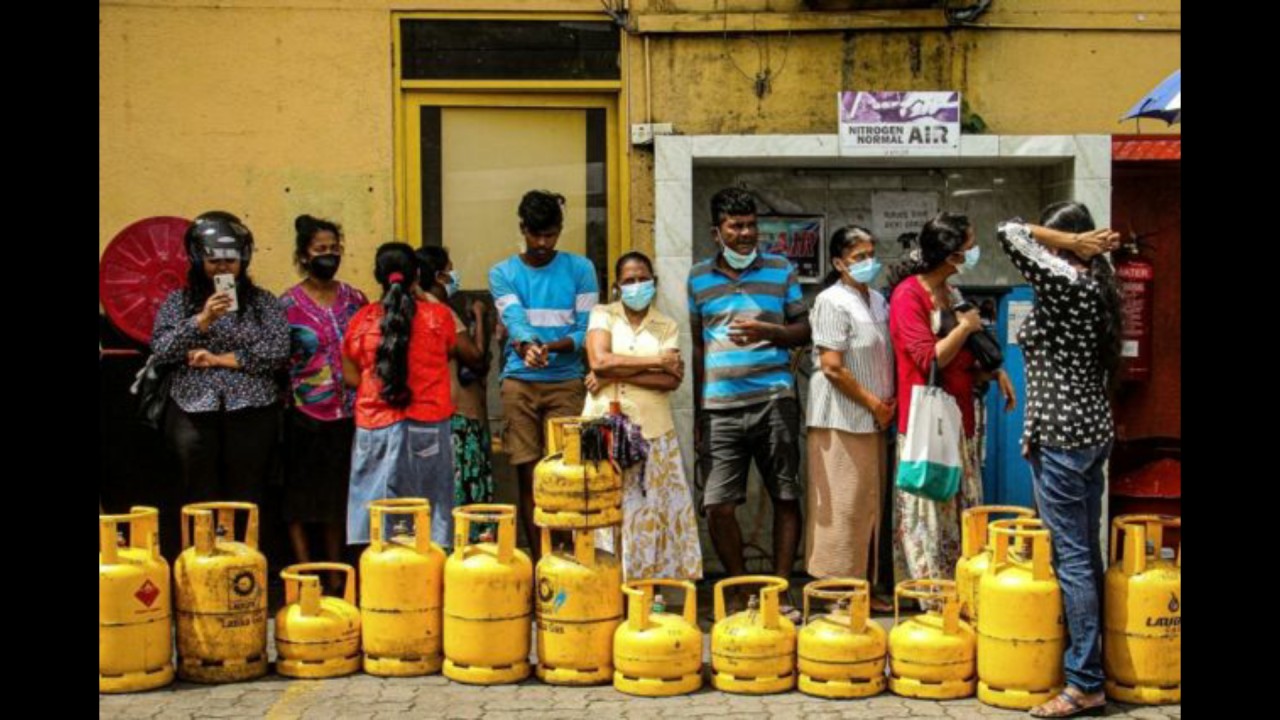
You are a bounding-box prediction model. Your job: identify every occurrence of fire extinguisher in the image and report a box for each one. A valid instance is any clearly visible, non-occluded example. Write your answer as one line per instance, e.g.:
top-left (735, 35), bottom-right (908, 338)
top-left (1113, 239), bottom-right (1154, 383)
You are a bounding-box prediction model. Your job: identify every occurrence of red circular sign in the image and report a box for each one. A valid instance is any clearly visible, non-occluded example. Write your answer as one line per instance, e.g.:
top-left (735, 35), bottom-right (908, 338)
top-left (99, 216), bottom-right (192, 344)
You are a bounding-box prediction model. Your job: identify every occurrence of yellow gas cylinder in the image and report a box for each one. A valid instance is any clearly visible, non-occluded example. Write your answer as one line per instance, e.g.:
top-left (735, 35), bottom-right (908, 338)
top-left (888, 579), bottom-right (976, 699)
top-left (613, 579), bottom-right (703, 697)
top-left (797, 579), bottom-right (887, 699)
top-left (1104, 514), bottom-right (1181, 705)
top-left (359, 498), bottom-right (445, 676)
top-left (956, 505), bottom-right (1036, 622)
top-left (99, 506), bottom-right (174, 693)
top-left (977, 518), bottom-right (1065, 709)
top-left (533, 417), bottom-right (622, 529)
top-left (535, 526), bottom-right (623, 685)
top-left (711, 576), bottom-right (797, 694)
top-left (443, 504), bottom-right (533, 684)
top-left (174, 502), bottom-right (268, 683)
top-left (275, 563), bottom-right (361, 678)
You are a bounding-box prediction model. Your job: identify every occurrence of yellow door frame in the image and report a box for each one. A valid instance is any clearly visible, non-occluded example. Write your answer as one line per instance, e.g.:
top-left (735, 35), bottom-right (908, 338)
top-left (392, 11), bottom-right (632, 284)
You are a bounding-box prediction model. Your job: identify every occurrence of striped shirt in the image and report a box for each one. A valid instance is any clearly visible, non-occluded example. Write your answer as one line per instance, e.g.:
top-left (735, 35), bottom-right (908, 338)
top-left (688, 252), bottom-right (807, 410)
top-left (489, 252), bottom-right (598, 382)
top-left (807, 282), bottom-right (894, 434)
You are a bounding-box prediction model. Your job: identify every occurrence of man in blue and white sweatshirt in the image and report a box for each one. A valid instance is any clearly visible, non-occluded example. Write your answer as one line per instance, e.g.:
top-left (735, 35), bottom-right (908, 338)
top-left (489, 189), bottom-right (599, 562)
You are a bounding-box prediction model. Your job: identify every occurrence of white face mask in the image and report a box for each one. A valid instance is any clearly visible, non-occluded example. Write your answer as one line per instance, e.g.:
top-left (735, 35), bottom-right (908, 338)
top-left (953, 245), bottom-right (981, 274)
top-left (717, 230), bottom-right (758, 270)
top-left (845, 258), bottom-right (883, 285)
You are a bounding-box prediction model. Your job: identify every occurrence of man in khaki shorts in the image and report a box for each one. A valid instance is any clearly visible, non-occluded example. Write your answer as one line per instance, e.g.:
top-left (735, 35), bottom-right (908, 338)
top-left (489, 190), bottom-right (599, 563)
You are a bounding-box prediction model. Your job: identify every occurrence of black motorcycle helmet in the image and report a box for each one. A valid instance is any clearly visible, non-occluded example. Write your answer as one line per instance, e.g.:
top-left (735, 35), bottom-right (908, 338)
top-left (185, 211), bottom-right (254, 267)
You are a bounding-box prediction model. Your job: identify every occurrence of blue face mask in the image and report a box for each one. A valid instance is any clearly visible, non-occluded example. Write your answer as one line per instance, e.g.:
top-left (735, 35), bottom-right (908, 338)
top-left (955, 245), bottom-right (981, 273)
top-left (444, 270), bottom-right (460, 298)
top-left (847, 258), bottom-right (883, 285)
top-left (620, 280), bottom-right (656, 311)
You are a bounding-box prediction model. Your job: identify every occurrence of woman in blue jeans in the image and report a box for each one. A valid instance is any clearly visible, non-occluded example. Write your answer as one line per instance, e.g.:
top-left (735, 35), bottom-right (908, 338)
top-left (996, 203), bottom-right (1123, 718)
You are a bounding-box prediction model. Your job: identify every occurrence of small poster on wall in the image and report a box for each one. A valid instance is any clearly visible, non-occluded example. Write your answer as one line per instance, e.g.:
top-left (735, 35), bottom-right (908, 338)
top-left (758, 215), bottom-right (826, 284)
top-left (872, 192), bottom-right (939, 245)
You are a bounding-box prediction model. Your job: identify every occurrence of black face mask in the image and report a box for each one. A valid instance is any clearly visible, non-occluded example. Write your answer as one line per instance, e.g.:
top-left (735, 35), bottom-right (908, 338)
top-left (308, 254), bottom-right (341, 281)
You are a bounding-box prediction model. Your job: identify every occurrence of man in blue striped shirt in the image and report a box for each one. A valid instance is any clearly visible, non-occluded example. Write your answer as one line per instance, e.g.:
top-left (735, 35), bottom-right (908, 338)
top-left (489, 190), bottom-right (599, 562)
top-left (689, 188), bottom-right (811, 610)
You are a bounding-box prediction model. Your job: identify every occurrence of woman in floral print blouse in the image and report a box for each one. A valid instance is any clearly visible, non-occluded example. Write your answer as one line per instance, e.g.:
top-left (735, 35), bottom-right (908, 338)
top-left (151, 211), bottom-right (289, 508)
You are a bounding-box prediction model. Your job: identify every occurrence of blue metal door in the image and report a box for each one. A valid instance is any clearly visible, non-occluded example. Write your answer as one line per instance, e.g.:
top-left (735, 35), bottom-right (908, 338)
top-left (983, 285), bottom-right (1035, 507)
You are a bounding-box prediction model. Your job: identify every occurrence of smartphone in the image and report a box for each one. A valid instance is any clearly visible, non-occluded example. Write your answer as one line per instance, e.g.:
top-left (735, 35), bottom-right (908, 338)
top-left (213, 273), bottom-right (239, 312)
top-left (953, 301), bottom-right (975, 314)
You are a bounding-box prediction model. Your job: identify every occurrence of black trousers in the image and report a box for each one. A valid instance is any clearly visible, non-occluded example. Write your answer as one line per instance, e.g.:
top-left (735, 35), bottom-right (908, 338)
top-left (163, 401), bottom-right (279, 509)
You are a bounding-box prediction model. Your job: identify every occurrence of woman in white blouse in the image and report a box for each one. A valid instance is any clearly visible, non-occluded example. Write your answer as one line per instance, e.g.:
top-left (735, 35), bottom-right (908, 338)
top-left (805, 226), bottom-right (895, 600)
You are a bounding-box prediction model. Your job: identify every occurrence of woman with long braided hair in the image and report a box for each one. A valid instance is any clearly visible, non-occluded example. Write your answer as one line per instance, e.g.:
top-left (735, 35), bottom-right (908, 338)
top-left (342, 242), bottom-right (457, 549)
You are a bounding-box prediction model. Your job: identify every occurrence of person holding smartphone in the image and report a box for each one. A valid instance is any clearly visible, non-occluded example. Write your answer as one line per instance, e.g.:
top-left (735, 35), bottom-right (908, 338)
top-left (150, 211), bottom-right (289, 507)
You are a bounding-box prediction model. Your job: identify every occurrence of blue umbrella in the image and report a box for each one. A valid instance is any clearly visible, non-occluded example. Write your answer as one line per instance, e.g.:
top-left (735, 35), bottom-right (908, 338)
top-left (1123, 69), bottom-right (1180, 125)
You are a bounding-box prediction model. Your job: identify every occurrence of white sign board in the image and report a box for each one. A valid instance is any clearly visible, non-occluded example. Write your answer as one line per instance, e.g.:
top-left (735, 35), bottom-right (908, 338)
top-left (838, 91), bottom-right (962, 157)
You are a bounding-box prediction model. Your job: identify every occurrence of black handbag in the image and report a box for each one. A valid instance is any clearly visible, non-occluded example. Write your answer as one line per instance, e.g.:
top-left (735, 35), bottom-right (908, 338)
top-left (131, 354), bottom-right (175, 430)
top-left (937, 309), bottom-right (1004, 371)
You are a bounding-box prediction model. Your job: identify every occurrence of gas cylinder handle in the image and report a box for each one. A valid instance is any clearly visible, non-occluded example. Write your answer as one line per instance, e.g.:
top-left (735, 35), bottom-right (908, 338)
top-left (183, 508), bottom-right (216, 556)
top-left (678, 579), bottom-right (698, 626)
top-left (627, 579), bottom-right (698, 628)
top-left (941, 589), bottom-right (960, 635)
top-left (370, 505), bottom-right (383, 553)
top-left (413, 503), bottom-right (433, 555)
top-left (989, 518), bottom-right (1049, 577)
top-left (561, 420), bottom-right (584, 466)
top-left (182, 502), bottom-right (260, 550)
top-left (281, 566), bottom-right (322, 617)
top-left (453, 504), bottom-right (517, 563)
top-left (370, 498), bottom-right (433, 555)
top-left (283, 563), bottom-right (357, 615)
top-left (1115, 515), bottom-right (1151, 577)
top-left (991, 522), bottom-right (1011, 567)
top-left (894, 579), bottom-right (960, 635)
top-left (713, 575), bottom-right (788, 624)
top-left (1032, 533), bottom-right (1052, 582)
top-left (622, 582), bottom-right (653, 632)
top-left (545, 417), bottom-right (575, 456)
top-left (129, 505), bottom-right (162, 560)
top-left (1109, 517), bottom-right (1121, 567)
top-left (496, 510), bottom-right (515, 564)
top-left (962, 505), bottom-right (1034, 560)
top-left (803, 579), bottom-right (870, 631)
top-left (99, 506), bottom-right (161, 564)
top-left (1113, 514), bottom-right (1178, 576)
top-left (1124, 522), bottom-right (1147, 576)
top-left (99, 515), bottom-right (119, 565)
top-left (573, 527), bottom-right (597, 566)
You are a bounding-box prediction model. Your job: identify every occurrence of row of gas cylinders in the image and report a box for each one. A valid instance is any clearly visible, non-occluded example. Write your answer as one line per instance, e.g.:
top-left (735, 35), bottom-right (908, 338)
top-left (696, 508), bottom-right (1180, 707)
top-left (101, 500), bottom-right (1179, 707)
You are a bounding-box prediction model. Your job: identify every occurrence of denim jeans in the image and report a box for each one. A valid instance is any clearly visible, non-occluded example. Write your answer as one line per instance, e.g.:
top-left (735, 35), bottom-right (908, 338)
top-left (347, 419), bottom-right (455, 549)
top-left (1029, 440), bottom-right (1113, 694)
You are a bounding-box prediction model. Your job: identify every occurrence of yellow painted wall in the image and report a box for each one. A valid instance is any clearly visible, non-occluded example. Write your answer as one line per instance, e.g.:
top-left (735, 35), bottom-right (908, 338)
top-left (101, 2), bottom-right (399, 297)
top-left (101, 0), bottom-right (1179, 286)
top-left (622, 1), bottom-right (1180, 256)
